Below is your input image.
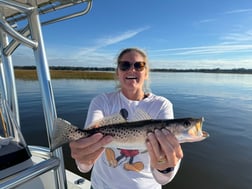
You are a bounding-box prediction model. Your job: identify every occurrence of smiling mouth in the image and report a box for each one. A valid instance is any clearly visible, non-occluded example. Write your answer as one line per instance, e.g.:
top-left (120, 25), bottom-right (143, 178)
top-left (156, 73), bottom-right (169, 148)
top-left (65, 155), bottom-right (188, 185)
top-left (126, 76), bottom-right (137, 80)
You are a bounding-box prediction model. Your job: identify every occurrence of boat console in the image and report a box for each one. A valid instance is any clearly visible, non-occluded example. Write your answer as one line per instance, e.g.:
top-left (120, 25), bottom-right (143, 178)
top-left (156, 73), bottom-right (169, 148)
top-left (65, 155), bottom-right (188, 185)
top-left (0, 97), bottom-right (32, 179)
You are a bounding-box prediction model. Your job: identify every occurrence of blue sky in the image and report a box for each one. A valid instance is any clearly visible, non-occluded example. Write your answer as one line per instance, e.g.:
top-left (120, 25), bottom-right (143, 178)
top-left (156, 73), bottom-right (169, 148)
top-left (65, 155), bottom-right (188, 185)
top-left (13, 0), bottom-right (252, 69)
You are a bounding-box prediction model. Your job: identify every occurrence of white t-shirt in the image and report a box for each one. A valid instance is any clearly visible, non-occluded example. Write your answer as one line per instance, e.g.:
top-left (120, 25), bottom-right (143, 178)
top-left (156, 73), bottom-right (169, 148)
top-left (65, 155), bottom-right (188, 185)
top-left (78, 91), bottom-right (180, 189)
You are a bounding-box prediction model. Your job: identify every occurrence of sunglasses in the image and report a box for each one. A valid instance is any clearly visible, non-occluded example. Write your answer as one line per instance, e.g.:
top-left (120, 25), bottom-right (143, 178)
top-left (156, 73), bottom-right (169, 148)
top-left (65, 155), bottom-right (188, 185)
top-left (118, 61), bottom-right (146, 71)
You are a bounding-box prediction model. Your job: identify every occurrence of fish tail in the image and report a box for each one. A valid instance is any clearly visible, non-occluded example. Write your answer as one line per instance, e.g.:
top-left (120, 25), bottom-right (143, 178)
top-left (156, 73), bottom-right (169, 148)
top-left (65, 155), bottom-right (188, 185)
top-left (51, 118), bottom-right (75, 151)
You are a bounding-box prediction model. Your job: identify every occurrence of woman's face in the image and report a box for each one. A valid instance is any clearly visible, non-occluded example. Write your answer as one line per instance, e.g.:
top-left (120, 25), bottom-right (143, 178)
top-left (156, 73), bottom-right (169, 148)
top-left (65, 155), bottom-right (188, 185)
top-left (117, 50), bottom-right (148, 93)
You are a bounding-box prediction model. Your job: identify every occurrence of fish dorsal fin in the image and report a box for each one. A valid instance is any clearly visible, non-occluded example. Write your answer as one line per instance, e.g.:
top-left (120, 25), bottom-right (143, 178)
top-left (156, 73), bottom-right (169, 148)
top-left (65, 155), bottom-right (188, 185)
top-left (130, 108), bottom-right (152, 122)
top-left (87, 112), bottom-right (127, 129)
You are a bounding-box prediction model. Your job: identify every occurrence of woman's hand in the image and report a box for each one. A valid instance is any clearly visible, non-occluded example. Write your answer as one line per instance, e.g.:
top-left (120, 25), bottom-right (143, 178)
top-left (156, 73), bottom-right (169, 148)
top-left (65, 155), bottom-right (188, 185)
top-left (146, 129), bottom-right (183, 171)
top-left (69, 133), bottom-right (113, 166)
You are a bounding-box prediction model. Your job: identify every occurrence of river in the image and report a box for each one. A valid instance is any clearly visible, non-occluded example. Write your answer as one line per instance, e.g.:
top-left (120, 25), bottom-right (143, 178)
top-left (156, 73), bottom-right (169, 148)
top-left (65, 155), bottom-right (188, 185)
top-left (17, 72), bottom-right (252, 189)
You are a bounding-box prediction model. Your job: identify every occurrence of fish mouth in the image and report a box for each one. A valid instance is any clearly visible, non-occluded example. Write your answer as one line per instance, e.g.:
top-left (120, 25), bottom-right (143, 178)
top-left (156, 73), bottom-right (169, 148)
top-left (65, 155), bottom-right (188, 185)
top-left (202, 131), bottom-right (209, 138)
top-left (188, 118), bottom-right (205, 137)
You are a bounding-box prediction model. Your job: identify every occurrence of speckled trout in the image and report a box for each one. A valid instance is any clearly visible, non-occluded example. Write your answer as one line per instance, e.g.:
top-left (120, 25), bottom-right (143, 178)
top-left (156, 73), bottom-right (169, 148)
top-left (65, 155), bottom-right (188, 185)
top-left (51, 110), bottom-right (209, 151)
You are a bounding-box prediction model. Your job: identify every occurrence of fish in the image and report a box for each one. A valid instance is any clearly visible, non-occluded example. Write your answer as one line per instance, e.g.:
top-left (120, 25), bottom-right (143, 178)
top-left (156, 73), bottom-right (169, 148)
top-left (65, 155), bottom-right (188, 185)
top-left (51, 109), bottom-right (209, 151)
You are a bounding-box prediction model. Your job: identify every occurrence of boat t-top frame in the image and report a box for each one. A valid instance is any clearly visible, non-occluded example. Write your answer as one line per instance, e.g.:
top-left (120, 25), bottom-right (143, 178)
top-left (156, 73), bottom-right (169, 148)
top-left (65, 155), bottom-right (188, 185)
top-left (0, 1), bottom-right (92, 188)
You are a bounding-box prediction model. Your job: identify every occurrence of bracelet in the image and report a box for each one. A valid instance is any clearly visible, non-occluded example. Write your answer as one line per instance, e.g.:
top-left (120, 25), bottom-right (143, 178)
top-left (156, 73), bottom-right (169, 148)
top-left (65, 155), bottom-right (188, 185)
top-left (157, 167), bottom-right (174, 174)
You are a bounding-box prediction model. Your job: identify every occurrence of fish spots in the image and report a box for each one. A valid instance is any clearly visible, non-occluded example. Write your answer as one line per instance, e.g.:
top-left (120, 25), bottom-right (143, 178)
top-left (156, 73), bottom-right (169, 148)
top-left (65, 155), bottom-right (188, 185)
top-left (109, 127), bottom-right (142, 141)
top-left (52, 117), bottom-right (207, 151)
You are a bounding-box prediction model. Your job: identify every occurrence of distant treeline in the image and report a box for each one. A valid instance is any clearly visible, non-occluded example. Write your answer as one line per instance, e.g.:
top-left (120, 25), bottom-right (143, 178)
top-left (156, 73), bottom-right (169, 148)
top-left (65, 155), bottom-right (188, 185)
top-left (14, 66), bottom-right (115, 72)
top-left (14, 66), bottom-right (252, 74)
top-left (151, 68), bottom-right (252, 74)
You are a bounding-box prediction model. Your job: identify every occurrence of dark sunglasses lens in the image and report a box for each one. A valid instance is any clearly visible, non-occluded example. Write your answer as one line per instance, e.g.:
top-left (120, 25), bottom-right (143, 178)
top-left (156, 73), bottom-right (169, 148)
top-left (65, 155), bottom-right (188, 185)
top-left (119, 61), bottom-right (145, 71)
top-left (134, 62), bottom-right (145, 71)
top-left (119, 61), bottom-right (131, 71)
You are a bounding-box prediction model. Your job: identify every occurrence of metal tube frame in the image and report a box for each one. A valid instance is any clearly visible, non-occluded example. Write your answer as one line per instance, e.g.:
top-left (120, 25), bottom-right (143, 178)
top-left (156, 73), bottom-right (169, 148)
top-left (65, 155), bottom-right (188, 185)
top-left (0, 60), bottom-right (7, 101)
top-left (0, 22), bottom-right (20, 127)
top-left (27, 1), bottom-right (67, 188)
top-left (0, 16), bottom-right (38, 49)
top-left (0, 0), bottom-right (93, 188)
top-left (0, 157), bottom-right (60, 189)
top-left (0, 0), bottom-right (34, 13)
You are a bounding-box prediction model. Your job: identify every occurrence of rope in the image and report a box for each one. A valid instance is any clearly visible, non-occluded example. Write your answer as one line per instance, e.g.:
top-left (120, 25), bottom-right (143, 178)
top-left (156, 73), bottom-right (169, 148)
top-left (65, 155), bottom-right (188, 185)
top-left (0, 109), bottom-right (8, 137)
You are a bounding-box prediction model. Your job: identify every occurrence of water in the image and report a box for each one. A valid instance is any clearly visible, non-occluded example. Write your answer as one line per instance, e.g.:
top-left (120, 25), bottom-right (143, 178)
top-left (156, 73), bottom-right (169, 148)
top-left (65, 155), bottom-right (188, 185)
top-left (16, 72), bottom-right (252, 189)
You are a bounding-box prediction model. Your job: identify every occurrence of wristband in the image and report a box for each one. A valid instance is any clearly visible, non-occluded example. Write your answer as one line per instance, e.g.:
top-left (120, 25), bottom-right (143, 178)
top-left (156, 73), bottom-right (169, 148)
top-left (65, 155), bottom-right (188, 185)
top-left (157, 167), bottom-right (174, 174)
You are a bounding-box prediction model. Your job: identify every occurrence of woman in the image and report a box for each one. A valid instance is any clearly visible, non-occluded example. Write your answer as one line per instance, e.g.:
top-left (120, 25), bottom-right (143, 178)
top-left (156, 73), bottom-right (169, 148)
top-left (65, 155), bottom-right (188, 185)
top-left (70, 48), bottom-right (183, 189)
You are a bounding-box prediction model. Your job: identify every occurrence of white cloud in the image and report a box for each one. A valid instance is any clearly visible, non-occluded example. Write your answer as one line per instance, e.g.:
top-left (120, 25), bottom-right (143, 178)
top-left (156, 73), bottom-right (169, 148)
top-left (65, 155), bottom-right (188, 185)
top-left (149, 44), bottom-right (252, 56)
top-left (149, 58), bottom-right (252, 69)
top-left (150, 28), bottom-right (252, 58)
top-left (172, 45), bottom-right (252, 55)
top-left (76, 26), bottom-right (150, 57)
top-left (221, 30), bottom-right (252, 44)
top-left (224, 9), bottom-right (252, 14)
top-left (12, 26), bottom-right (150, 67)
top-left (148, 27), bottom-right (252, 69)
top-left (195, 18), bottom-right (216, 25)
top-left (96, 27), bottom-right (150, 46)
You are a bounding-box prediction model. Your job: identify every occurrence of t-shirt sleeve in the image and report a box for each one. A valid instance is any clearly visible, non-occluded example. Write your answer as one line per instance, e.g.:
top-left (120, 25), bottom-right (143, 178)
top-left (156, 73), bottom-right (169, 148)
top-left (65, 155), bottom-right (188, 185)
top-left (84, 94), bottom-right (107, 128)
top-left (152, 160), bottom-right (181, 185)
top-left (155, 97), bottom-right (174, 119)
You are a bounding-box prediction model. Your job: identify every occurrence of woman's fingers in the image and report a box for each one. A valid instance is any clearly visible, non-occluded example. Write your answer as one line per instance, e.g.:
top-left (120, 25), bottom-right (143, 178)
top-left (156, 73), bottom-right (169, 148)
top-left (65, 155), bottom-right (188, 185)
top-left (69, 133), bottom-right (113, 165)
top-left (146, 129), bottom-right (183, 170)
top-left (158, 129), bottom-right (183, 160)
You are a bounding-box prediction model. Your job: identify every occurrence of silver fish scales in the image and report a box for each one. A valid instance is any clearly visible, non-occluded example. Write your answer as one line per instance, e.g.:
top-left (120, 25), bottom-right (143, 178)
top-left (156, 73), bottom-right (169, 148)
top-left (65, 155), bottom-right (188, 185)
top-left (51, 115), bottom-right (209, 151)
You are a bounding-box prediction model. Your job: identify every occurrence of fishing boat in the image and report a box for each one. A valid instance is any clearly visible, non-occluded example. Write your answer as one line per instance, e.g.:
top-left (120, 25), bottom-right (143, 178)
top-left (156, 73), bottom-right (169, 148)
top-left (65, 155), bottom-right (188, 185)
top-left (0, 0), bottom-right (92, 188)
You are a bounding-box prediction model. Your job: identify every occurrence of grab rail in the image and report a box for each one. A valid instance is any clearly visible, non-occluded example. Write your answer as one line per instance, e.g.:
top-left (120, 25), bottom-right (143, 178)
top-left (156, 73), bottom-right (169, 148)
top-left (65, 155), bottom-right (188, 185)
top-left (0, 0), bottom-right (34, 14)
top-left (0, 0), bottom-right (92, 56)
top-left (1, 0), bottom-right (92, 25)
top-left (0, 157), bottom-right (60, 189)
top-left (0, 17), bottom-right (38, 49)
top-left (41, 0), bottom-right (92, 26)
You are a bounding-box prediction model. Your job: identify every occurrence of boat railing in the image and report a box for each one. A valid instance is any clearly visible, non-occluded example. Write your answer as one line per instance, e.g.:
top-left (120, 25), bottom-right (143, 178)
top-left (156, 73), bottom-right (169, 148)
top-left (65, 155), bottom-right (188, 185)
top-left (0, 0), bottom-right (93, 188)
top-left (0, 147), bottom-right (60, 189)
top-left (0, 96), bottom-right (60, 188)
top-left (2, 0), bottom-right (92, 25)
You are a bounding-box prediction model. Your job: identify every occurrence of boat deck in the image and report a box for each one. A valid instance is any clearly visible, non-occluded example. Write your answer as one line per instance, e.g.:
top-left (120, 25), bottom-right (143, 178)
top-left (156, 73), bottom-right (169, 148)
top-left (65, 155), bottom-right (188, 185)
top-left (0, 145), bottom-right (91, 189)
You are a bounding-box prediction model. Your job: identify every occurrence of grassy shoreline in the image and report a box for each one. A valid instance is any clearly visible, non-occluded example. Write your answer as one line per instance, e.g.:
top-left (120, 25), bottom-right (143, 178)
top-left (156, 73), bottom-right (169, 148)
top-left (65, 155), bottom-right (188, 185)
top-left (14, 66), bottom-right (252, 80)
top-left (14, 69), bottom-right (115, 80)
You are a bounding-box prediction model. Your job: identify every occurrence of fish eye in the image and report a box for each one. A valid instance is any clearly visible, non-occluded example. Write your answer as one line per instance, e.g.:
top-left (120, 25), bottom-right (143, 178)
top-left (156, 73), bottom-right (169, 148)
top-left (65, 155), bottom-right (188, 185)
top-left (183, 120), bottom-right (191, 127)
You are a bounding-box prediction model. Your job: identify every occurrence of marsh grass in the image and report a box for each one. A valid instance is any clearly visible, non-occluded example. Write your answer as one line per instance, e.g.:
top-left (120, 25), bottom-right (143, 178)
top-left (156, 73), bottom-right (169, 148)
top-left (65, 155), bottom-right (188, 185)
top-left (14, 69), bottom-right (115, 80)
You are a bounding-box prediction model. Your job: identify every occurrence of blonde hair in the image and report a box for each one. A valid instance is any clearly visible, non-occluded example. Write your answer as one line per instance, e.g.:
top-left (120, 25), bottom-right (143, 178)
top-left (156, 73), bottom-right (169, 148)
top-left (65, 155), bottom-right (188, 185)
top-left (114, 47), bottom-right (151, 92)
